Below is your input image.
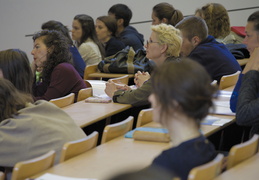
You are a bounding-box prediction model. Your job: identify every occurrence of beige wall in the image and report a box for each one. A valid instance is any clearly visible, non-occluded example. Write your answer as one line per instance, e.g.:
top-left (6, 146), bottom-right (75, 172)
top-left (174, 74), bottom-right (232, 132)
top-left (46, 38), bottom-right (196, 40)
top-left (0, 0), bottom-right (258, 62)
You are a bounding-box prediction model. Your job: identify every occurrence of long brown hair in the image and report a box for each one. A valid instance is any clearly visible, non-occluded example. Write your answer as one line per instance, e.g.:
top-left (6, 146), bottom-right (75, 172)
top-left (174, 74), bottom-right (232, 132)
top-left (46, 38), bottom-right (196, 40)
top-left (0, 78), bottom-right (33, 122)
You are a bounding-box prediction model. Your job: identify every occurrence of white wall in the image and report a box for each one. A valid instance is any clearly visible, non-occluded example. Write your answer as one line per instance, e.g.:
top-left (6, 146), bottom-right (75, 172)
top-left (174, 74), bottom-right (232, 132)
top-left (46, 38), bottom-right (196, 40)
top-left (0, 0), bottom-right (258, 62)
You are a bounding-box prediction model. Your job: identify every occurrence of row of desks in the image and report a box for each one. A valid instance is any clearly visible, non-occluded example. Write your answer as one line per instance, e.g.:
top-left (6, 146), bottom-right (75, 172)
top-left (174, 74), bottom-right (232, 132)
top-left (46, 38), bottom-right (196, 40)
top-left (32, 85), bottom-right (254, 180)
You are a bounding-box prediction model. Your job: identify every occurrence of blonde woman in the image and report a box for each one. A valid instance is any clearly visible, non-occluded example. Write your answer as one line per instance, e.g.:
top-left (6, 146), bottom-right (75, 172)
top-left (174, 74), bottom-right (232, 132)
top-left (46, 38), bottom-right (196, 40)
top-left (105, 23), bottom-right (182, 107)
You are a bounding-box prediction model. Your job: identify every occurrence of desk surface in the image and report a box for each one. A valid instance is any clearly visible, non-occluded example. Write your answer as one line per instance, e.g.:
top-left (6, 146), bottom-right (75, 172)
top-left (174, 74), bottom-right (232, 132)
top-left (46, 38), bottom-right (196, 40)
top-left (33, 136), bottom-right (170, 180)
top-left (89, 72), bottom-right (135, 79)
top-left (215, 153), bottom-right (259, 180)
top-left (32, 117), bottom-right (235, 180)
top-left (62, 101), bottom-right (131, 128)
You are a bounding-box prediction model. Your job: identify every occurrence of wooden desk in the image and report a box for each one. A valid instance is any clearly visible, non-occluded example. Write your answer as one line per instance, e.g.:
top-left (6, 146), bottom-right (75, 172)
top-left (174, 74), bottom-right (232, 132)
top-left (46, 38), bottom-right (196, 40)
top-left (88, 72), bottom-right (134, 79)
top-left (32, 136), bottom-right (171, 180)
top-left (62, 101), bottom-right (132, 128)
top-left (31, 115), bottom-right (235, 180)
top-left (215, 153), bottom-right (259, 180)
top-left (237, 58), bottom-right (248, 67)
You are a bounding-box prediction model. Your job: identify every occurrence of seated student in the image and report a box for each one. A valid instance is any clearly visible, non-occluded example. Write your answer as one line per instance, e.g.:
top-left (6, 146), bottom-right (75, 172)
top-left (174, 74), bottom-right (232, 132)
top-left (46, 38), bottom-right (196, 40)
top-left (152, 2), bottom-right (183, 26)
top-left (96, 15), bottom-right (126, 57)
top-left (108, 4), bottom-right (144, 51)
top-left (41, 20), bottom-right (86, 78)
top-left (0, 49), bottom-right (33, 94)
top-left (72, 14), bottom-right (105, 65)
top-left (31, 30), bottom-right (86, 101)
top-left (195, 3), bottom-right (244, 44)
top-left (230, 11), bottom-right (259, 136)
top-left (0, 78), bottom-right (86, 179)
top-left (149, 59), bottom-right (217, 180)
top-left (105, 23), bottom-right (182, 107)
top-left (175, 16), bottom-right (241, 83)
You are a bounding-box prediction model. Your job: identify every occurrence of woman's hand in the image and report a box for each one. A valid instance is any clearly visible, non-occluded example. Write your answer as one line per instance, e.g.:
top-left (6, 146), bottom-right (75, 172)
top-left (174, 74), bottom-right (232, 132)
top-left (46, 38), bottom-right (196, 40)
top-left (105, 80), bottom-right (118, 98)
top-left (134, 71), bottom-right (150, 88)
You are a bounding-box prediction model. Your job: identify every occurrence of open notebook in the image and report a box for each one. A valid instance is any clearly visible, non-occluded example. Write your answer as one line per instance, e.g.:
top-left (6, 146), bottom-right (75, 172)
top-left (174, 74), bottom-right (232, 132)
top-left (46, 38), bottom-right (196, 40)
top-left (34, 173), bottom-right (97, 180)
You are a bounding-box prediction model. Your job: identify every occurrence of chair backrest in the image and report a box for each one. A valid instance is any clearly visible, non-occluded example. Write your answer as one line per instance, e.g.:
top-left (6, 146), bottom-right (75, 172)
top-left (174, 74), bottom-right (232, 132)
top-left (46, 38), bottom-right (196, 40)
top-left (59, 131), bottom-right (99, 163)
top-left (11, 150), bottom-right (55, 180)
top-left (110, 75), bottom-right (129, 85)
top-left (49, 93), bottom-right (75, 108)
top-left (136, 108), bottom-right (153, 127)
top-left (219, 71), bottom-right (241, 90)
top-left (101, 116), bottom-right (134, 144)
top-left (0, 172), bottom-right (4, 180)
top-left (77, 87), bottom-right (93, 102)
top-left (188, 153), bottom-right (224, 180)
top-left (227, 134), bottom-right (259, 169)
top-left (84, 64), bottom-right (100, 80)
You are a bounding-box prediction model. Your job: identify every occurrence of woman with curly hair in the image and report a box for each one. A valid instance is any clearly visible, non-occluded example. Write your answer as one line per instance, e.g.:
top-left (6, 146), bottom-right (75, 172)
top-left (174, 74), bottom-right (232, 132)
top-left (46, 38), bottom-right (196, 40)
top-left (31, 30), bottom-right (86, 101)
top-left (72, 14), bottom-right (105, 65)
top-left (195, 3), bottom-right (243, 44)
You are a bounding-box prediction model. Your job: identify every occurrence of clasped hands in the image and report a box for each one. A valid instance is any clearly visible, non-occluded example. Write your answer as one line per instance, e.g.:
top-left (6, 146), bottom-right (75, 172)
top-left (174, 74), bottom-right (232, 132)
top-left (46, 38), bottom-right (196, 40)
top-left (105, 71), bottom-right (150, 98)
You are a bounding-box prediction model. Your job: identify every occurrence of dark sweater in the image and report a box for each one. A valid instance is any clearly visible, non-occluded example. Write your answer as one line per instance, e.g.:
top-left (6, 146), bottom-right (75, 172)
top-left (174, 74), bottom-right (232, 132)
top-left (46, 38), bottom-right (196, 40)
top-left (152, 135), bottom-right (217, 180)
top-left (105, 37), bottom-right (126, 57)
top-left (188, 35), bottom-right (241, 82)
top-left (119, 26), bottom-right (144, 52)
top-left (33, 63), bottom-right (86, 101)
top-left (235, 70), bottom-right (259, 136)
top-left (70, 45), bottom-right (86, 78)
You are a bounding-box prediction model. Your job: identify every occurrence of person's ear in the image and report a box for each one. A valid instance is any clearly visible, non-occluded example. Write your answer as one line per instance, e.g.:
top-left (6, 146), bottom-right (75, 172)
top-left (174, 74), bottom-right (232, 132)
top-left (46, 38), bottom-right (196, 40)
top-left (161, 18), bottom-right (168, 24)
top-left (192, 36), bottom-right (201, 47)
top-left (117, 18), bottom-right (124, 27)
top-left (160, 44), bottom-right (168, 54)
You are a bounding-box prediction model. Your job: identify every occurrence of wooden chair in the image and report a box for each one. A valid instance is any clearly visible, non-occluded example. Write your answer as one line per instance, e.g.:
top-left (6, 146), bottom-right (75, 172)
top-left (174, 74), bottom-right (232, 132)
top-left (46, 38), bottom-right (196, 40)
top-left (11, 150), bottom-right (55, 180)
top-left (110, 75), bottom-right (129, 85)
top-left (0, 172), bottom-right (4, 180)
top-left (77, 87), bottom-right (93, 101)
top-left (49, 93), bottom-right (75, 108)
top-left (136, 108), bottom-right (153, 127)
top-left (84, 64), bottom-right (101, 80)
top-left (101, 116), bottom-right (134, 144)
top-left (219, 71), bottom-right (241, 90)
top-left (188, 153), bottom-right (224, 180)
top-left (59, 131), bottom-right (99, 163)
top-left (227, 134), bottom-right (259, 169)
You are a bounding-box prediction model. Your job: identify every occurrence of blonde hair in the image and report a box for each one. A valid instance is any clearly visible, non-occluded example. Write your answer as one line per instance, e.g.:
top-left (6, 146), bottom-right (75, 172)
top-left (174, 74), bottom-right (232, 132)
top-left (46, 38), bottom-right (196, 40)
top-left (151, 23), bottom-right (182, 57)
top-left (195, 3), bottom-right (230, 38)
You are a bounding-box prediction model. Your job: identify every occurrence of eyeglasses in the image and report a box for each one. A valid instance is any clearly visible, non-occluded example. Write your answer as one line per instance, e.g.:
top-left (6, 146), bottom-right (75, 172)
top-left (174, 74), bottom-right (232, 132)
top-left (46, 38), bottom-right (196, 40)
top-left (146, 39), bottom-right (160, 46)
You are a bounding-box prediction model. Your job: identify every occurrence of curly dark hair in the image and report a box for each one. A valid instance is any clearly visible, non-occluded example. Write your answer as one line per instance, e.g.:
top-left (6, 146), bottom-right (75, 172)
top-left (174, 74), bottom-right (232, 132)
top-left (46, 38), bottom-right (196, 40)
top-left (151, 58), bottom-right (218, 128)
top-left (32, 30), bottom-right (72, 84)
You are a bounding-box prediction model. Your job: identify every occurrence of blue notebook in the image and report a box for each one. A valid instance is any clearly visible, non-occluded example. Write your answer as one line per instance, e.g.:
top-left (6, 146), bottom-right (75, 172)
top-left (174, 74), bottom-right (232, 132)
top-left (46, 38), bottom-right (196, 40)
top-left (125, 127), bottom-right (169, 138)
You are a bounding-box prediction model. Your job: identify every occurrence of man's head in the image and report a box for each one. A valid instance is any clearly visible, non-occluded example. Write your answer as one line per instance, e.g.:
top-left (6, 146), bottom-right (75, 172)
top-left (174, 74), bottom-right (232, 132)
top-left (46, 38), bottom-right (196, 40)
top-left (108, 4), bottom-right (132, 28)
top-left (176, 16), bottom-right (208, 57)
